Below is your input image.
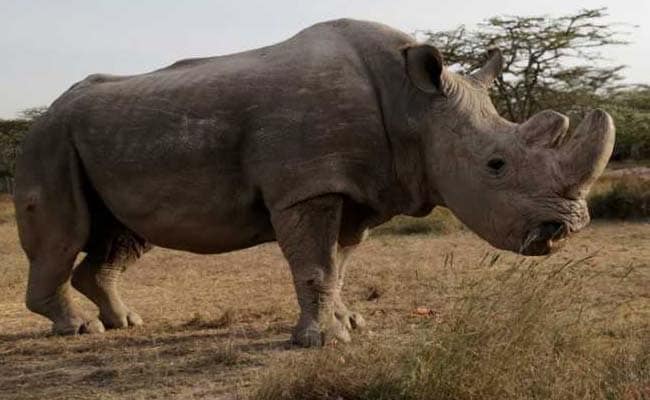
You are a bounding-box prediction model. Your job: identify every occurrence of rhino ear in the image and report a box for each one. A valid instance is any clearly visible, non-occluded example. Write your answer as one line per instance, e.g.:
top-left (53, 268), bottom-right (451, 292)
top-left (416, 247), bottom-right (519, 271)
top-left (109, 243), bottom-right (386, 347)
top-left (404, 45), bottom-right (445, 95)
top-left (472, 48), bottom-right (503, 87)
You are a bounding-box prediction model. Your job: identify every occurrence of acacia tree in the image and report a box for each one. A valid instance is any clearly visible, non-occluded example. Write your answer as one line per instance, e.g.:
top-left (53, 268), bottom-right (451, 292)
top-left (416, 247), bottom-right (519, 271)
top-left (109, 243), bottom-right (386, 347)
top-left (418, 8), bottom-right (630, 122)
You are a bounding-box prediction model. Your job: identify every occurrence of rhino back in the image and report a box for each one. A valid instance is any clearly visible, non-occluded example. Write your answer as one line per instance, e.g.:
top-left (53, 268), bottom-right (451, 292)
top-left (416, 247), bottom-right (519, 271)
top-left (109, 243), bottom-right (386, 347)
top-left (42, 19), bottom-right (413, 252)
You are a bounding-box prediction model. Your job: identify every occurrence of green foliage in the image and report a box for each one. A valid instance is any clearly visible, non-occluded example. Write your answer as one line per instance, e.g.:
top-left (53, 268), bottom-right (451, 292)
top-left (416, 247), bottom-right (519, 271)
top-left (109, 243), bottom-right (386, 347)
top-left (0, 119), bottom-right (31, 178)
top-left (0, 106), bottom-right (46, 179)
top-left (599, 86), bottom-right (650, 160)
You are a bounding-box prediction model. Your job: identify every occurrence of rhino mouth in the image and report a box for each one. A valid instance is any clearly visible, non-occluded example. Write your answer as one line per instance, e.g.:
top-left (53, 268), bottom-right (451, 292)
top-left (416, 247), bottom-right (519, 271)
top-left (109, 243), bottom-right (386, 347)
top-left (520, 221), bottom-right (569, 256)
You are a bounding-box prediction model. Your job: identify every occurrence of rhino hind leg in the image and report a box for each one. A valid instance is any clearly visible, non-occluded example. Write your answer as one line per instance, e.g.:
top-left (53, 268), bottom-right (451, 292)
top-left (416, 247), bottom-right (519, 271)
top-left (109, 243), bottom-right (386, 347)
top-left (271, 194), bottom-right (367, 347)
top-left (16, 144), bottom-right (104, 335)
top-left (72, 219), bottom-right (150, 330)
top-left (24, 256), bottom-right (106, 335)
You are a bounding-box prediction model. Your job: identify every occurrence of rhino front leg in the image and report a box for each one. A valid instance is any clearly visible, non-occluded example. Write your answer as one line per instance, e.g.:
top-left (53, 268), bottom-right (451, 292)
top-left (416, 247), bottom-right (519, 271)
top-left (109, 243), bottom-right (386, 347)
top-left (272, 194), bottom-right (364, 347)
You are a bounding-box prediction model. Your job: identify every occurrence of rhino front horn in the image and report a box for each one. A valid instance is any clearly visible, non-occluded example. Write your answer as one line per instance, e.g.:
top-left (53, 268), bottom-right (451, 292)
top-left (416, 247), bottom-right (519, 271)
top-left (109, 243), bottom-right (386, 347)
top-left (561, 109), bottom-right (615, 199)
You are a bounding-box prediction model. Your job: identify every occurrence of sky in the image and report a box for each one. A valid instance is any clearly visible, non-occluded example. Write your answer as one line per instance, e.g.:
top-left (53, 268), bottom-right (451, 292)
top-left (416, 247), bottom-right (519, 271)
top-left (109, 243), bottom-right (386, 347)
top-left (1, 0), bottom-right (648, 119)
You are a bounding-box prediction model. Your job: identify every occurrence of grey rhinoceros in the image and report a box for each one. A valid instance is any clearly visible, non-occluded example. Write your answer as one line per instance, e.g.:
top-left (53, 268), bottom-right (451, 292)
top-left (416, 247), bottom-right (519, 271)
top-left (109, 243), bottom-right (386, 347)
top-left (14, 19), bottom-right (614, 347)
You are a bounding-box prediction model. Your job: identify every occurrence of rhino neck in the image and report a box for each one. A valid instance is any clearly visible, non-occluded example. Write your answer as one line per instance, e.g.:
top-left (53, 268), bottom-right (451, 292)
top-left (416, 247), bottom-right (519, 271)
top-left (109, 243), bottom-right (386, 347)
top-left (330, 20), bottom-right (443, 217)
top-left (379, 85), bottom-right (443, 217)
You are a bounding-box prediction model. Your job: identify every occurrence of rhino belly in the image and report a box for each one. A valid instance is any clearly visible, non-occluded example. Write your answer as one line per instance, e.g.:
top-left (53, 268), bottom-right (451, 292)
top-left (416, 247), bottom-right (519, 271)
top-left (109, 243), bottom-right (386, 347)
top-left (98, 176), bottom-right (275, 254)
top-left (77, 141), bottom-right (275, 254)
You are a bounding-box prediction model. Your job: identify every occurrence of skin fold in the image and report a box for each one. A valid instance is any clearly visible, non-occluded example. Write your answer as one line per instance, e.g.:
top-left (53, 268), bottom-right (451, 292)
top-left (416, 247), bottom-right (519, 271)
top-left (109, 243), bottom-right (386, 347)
top-left (13, 19), bottom-right (614, 346)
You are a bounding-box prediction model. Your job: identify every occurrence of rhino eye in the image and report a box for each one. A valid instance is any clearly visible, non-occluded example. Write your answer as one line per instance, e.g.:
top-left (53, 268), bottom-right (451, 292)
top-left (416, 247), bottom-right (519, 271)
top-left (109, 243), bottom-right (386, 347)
top-left (487, 158), bottom-right (506, 174)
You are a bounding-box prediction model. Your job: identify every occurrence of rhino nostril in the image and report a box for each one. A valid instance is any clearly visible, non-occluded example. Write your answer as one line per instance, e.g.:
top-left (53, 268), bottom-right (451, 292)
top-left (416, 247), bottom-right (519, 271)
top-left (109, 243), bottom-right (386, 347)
top-left (487, 158), bottom-right (506, 174)
top-left (538, 221), bottom-right (567, 241)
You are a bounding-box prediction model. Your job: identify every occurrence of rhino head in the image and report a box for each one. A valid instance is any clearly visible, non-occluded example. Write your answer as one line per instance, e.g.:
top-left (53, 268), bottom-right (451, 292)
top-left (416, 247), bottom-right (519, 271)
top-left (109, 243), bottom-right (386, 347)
top-left (404, 45), bottom-right (615, 255)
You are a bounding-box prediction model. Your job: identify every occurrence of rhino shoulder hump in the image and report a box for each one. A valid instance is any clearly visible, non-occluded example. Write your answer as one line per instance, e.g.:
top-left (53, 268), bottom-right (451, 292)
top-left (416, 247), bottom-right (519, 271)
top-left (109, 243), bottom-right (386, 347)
top-left (68, 73), bottom-right (127, 91)
top-left (159, 57), bottom-right (215, 71)
top-left (310, 18), bottom-right (411, 40)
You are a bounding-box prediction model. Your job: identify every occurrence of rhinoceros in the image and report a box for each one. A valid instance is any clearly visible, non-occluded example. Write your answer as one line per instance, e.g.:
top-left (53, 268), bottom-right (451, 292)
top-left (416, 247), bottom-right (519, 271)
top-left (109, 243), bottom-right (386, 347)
top-left (14, 19), bottom-right (614, 347)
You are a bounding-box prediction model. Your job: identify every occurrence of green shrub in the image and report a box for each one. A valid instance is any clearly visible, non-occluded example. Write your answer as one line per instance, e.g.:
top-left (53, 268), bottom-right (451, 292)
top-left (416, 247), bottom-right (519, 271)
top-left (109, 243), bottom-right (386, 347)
top-left (601, 87), bottom-right (650, 161)
top-left (0, 107), bottom-right (47, 180)
top-left (372, 207), bottom-right (464, 236)
top-left (589, 176), bottom-right (650, 219)
top-left (0, 119), bottom-right (30, 179)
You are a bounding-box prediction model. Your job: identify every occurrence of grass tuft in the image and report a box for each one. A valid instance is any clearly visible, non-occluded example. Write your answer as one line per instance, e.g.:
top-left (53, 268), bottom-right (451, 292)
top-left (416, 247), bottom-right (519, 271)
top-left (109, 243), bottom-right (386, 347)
top-left (0, 194), bottom-right (14, 224)
top-left (182, 309), bottom-right (237, 330)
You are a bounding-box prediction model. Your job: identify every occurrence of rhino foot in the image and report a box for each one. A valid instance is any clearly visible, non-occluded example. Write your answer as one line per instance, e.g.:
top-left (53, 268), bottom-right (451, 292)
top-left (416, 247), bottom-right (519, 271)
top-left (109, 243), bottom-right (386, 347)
top-left (292, 305), bottom-right (365, 347)
top-left (334, 300), bottom-right (366, 331)
top-left (52, 317), bottom-right (106, 335)
top-left (291, 323), bottom-right (329, 348)
top-left (100, 309), bottom-right (143, 330)
top-left (291, 314), bottom-right (351, 347)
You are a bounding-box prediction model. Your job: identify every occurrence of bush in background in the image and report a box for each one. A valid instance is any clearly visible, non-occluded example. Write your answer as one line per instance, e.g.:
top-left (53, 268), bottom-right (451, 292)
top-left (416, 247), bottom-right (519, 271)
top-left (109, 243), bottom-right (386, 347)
top-left (589, 176), bottom-right (650, 220)
top-left (602, 87), bottom-right (650, 161)
top-left (0, 119), bottom-right (30, 179)
top-left (372, 207), bottom-right (464, 236)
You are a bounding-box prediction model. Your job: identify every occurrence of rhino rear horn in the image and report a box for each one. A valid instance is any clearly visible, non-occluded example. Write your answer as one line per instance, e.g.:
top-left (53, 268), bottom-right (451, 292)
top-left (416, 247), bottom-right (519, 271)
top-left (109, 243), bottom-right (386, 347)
top-left (405, 44), bottom-right (445, 95)
top-left (472, 48), bottom-right (503, 87)
top-left (519, 110), bottom-right (569, 148)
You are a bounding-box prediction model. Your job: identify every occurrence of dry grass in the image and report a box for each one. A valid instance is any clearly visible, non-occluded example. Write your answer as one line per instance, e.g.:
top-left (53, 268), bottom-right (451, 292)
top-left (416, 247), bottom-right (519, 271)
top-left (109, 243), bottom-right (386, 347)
top-left (0, 194), bottom-right (14, 224)
top-left (254, 255), bottom-right (650, 400)
top-left (0, 196), bottom-right (649, 399)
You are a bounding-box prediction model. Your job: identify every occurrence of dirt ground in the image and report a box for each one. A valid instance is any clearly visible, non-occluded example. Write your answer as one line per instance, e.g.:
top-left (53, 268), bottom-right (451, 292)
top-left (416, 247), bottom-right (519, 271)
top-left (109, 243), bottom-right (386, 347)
top-left (0, 197), bottom-right (648, 399)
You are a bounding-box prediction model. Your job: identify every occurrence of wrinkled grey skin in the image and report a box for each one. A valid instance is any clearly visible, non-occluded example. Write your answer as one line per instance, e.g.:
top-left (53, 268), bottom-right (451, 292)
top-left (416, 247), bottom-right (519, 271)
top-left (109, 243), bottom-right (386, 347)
top-left (14, 19), bottom-right (614, 346)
